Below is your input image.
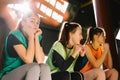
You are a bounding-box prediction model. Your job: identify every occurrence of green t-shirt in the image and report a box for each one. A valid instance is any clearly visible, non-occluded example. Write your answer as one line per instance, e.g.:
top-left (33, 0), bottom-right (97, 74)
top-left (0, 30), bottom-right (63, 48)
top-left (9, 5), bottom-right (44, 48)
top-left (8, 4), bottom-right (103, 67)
top-left (46, 41), bottom-right (79, 74)
top-left (0, 29), bottom-right (42, 78)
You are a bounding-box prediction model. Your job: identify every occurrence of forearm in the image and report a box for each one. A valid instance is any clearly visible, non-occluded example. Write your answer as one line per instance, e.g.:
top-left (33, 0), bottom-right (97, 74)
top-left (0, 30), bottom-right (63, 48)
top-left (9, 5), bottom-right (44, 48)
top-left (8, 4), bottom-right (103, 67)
top-left (93, 44), bottom-right (110, 67)
top-left (93, 52), bottom-right (107, 68)
top-left (25, 37), bottom-right (35, 63)
top-left (105, 50), bottom-right (112, 68)
top-left (53, 50), bottom-right (74, 71)
top-left (35, 37), bottom-right (45, 64)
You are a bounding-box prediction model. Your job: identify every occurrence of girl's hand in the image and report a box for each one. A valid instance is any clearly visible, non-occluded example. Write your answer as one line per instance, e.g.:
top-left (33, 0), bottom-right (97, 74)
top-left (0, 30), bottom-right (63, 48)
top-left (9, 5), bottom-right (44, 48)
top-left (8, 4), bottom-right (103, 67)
top-left (80, 45), bottom-right (86, 57)
top-left (72, 44), bottom-right (84, 58)
top-left (100, 43), bottom-right (109, 54)
top-left (34, 28), bottom-right (42, 38)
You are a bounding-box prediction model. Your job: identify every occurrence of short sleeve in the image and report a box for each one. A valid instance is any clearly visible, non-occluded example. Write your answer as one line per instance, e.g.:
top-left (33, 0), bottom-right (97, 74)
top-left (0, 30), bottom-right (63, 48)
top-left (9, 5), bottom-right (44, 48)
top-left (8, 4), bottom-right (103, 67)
top-left (7, 34), bottom-right (22, 57)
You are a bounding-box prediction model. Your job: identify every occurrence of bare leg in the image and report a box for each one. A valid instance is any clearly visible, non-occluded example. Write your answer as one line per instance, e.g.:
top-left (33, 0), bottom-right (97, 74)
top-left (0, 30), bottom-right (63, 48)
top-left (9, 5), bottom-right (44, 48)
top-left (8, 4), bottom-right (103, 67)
top-left (83, 68), bottom-right (106, 80)
top-left (105, 68), bottom-right (118, 80)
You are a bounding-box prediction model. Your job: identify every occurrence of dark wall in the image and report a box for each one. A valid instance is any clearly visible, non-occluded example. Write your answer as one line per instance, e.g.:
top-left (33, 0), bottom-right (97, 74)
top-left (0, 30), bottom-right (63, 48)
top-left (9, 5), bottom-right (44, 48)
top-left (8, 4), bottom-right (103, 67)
top-left (109, 0), bottom-right (120, 28)
top-left (0, 17), bottom-right (10, 70)
top-left (40, 22), bottom-right (60, 55)
top-left (109, 0), bottom-right (120, 72)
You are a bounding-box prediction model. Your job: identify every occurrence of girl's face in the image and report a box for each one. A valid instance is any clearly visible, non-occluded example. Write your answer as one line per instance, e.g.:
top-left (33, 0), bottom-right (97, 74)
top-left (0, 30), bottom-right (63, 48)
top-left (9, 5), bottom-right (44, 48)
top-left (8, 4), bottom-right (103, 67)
top-left (23, 14), bottom-right (40, 33)
top-left (97, 32), bottom-right (106, 44)
top-left (70, 27), bottom-right (83, 45)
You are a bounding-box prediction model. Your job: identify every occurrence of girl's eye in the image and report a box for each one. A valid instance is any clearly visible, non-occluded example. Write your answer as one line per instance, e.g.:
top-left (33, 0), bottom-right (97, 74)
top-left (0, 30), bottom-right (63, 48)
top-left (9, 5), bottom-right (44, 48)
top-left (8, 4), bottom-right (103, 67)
top-left (30, 20), bottom-right (40, 25)
top-left (30, 20), bottom-right (35, 23)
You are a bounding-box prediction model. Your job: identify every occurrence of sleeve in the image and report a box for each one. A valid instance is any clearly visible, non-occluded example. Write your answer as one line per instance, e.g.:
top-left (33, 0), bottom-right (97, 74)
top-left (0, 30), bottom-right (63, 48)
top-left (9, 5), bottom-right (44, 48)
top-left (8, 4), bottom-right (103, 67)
top-left (74, 55), bottom-right (88, 71)
top-left (52, 50), bottom-right (75, 71)
top-left (7, 34), bottom-right (22, 57)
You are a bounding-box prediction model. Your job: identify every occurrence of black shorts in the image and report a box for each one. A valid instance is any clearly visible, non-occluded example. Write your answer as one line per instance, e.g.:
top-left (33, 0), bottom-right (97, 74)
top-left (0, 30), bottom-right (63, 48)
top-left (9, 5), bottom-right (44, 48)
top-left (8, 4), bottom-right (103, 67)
top-left (52, 71), bottom-right (84, 80)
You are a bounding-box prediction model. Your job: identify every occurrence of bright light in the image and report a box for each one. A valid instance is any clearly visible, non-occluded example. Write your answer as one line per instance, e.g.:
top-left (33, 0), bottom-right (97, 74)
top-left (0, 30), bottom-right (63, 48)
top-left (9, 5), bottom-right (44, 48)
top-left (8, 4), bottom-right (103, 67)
top-left (92, 0), bottom-right (98, 26)
top-left (116, 29), bottom-right (120, 40)
top-left (51, 11), bottom-right (63, 23)
top-left (52, 11), bottom-right (58, 20)
top-left (55, 1), bottom-right (68, 13)
top-left (49, 0), bottom-right (56, 6)
top-left (36, 2), bottom-right (40, 8)
top-left (7, 2), bottom-right (31, 14)
top-left (9, 10), bottom-right (18, 20)
top-left (46, 8), bottom-right (52, 17)
top-left (7, 4), bottom-right (14, 8)
top-left (55, 1), bottom-right (62, 11)
top-left (7, 0), bottom-right (69, 26)
top-left (57, 14), bottom-right (63, 23)
top-left (61, 1), bottom-right (69, 13)
top-left (40, 4), bottom-right (47, 13)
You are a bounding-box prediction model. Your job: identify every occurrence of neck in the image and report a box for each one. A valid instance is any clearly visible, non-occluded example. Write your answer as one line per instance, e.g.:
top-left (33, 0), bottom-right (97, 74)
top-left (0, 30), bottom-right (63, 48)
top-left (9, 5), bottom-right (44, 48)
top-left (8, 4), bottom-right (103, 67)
top-left (21, 28), bottom-right (27, 38)
top-left (67, 43), bottom-right (73, 49)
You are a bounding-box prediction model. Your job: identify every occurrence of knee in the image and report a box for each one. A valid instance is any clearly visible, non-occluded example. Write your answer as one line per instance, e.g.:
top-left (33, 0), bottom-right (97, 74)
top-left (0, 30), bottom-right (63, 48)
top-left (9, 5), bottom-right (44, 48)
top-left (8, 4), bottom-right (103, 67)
top-left (30, 63), bottom-right (40, 71)
top-left (95, 68), bottom-right (105, 77)
top-left (27, 63), bottom-right (40, 74)
top-left (110, 68), bottom-right (119, 76)
top-left (40, 63), bottom-right (50, 70)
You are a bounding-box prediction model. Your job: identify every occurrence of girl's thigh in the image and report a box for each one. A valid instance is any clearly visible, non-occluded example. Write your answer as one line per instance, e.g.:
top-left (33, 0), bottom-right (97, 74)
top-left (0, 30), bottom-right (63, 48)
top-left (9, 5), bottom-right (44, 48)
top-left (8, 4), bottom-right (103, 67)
top-left (2, 63), bottom-right (39, 80)
top-left (83, 68), bottom-right (105, 80)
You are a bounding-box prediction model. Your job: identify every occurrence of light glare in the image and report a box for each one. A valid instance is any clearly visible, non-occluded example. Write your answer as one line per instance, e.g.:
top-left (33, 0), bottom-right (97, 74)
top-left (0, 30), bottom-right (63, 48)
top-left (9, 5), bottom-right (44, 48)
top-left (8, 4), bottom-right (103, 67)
top-left (46, 8), bottom-right (52, 17)
top-left (40, 4), bottom-right (47, 13)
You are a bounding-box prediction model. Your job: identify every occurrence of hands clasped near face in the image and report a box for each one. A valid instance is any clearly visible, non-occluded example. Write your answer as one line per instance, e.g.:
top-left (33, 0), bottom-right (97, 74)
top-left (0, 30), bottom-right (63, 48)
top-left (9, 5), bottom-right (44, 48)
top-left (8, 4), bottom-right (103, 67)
top-left (72, 44), bottom-right (86, 58)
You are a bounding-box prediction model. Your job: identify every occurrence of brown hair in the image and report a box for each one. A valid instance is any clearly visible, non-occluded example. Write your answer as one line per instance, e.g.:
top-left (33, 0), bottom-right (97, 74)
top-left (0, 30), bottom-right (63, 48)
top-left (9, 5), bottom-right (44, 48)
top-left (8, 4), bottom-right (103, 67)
top-left (85, 27), bottom-right (106, 44)
top-left (59, 21), bottom-right (82, 47)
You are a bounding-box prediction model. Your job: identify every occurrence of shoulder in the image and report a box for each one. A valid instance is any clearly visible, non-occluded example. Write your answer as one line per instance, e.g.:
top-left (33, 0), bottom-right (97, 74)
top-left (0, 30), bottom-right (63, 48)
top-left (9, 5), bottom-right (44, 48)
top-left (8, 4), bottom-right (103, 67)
top-left (52, 41), bottom-right (66, 54)
top-left (7, 34), bottom-right (18, 41)
top-left (52, 41), bottom-right (64, 48)
top-left (84, 44), bottom-right (93, 56)
top-left (8, 30), bottom-right (24, 39)
top-left (9, 29), bottom-right (21, 35)
top-left (85, 44), bottom-right (91, 51)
